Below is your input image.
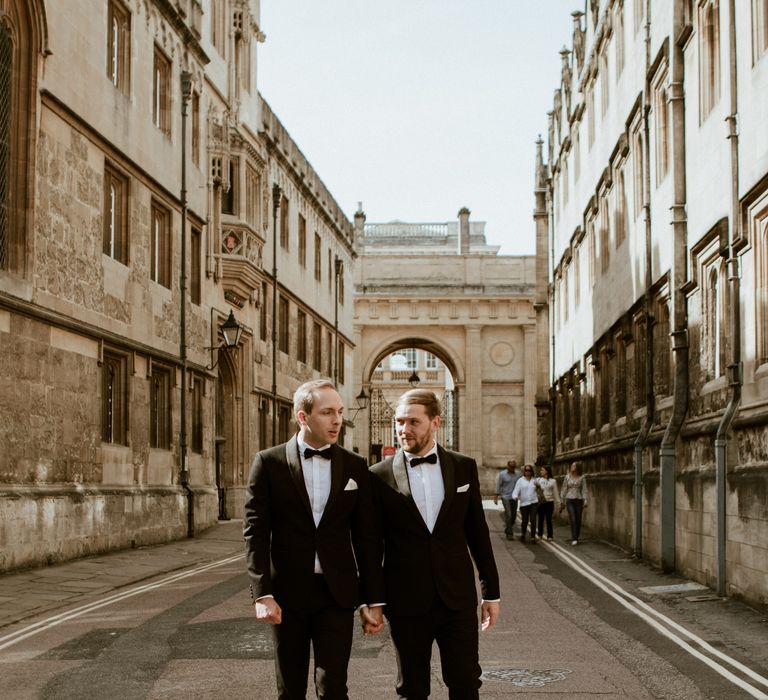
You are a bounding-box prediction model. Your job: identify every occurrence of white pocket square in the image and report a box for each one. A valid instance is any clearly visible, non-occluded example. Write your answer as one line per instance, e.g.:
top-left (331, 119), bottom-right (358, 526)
top-left (344, 478), bottom-right (358, 491)
top-left (456, 484), bottom-right (470, 493)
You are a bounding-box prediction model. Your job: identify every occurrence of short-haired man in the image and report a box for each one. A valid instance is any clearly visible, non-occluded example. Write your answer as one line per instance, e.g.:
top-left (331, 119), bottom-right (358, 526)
top-left (494, 459), bottom-right (522, 541)
top-left (369, 389), bottom-right (500, 699)
top-left (244, 379), bottom-right (385, 699)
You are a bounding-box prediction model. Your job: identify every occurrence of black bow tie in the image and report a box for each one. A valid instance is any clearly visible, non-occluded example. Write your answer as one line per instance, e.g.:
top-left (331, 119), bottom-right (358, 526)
top-left (304, 447), bottom-right (332, 460)
top-left (409, 453), bottom-right (437, 467)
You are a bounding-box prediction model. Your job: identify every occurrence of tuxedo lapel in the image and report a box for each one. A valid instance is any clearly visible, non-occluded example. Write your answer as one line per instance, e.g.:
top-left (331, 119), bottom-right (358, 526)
top-left (318, 444), bottom-right (344, 526)
top-left (285, 436), bottom-right (313, 520)
top-left (432, 446), bottom-right (456, 533)
top-left (393, 449), bottom-right (431, 529)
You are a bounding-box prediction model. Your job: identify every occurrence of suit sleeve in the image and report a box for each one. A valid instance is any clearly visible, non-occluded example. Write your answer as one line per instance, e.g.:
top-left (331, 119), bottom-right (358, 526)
top-left (349, 458), bottom-right (386, 605)
top-left (464, 458), bottom-right (501, 601)
top-left (243, 452), bottom-right (272, 598)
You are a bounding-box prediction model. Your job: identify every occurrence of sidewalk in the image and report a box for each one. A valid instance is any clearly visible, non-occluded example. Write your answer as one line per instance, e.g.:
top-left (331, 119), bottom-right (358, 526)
top-left (0, 521), bottom-right (245, 630)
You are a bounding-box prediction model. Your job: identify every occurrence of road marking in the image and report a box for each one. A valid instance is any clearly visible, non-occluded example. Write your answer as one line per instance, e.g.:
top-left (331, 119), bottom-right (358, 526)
top-left (0, 553), bottom-right (243, 653)
top-left (541, 540), bottom-right (768, 700)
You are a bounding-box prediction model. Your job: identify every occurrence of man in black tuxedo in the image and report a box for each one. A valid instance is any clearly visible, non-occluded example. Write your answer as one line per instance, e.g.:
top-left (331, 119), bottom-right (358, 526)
top-left (244, 379), bottom-right (385, 699)
top-left (369, 389), bottom-right (500, 700)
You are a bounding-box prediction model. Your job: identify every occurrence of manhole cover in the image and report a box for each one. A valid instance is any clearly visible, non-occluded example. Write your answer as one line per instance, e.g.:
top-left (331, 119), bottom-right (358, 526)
top-left (481, 668), bottom-right (572, 687)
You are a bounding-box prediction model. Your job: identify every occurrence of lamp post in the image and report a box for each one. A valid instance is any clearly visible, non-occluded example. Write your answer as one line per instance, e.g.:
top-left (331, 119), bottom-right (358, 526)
top-left (271, 183), bottom-right (281, 446)
top-left (179, 70), bottom-right (193, 538)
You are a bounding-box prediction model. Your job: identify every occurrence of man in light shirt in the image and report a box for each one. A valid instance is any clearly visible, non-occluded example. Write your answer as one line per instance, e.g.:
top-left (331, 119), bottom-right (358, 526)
top-left (370, 389), bottom-right (500, 699)
top-left (244, 379), bottom-right (385, 699)
top-left (494, 459), bottom-right (522, 540)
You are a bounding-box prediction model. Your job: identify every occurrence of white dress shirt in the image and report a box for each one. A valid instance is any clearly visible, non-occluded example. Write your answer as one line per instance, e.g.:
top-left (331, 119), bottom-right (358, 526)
top-left (298, 438), bottom-right (332, 574)
top-left (511, 476), bottom-right (539, 507)
top-left (405, 443), bottom-right (444, 532)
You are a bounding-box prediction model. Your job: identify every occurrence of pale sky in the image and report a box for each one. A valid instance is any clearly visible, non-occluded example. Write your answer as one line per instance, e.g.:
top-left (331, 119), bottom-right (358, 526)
top-left (258, 1), bottom-right (580, 255)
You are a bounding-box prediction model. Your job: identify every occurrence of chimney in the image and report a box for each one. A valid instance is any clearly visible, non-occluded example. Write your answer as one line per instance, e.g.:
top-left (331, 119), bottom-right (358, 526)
top-left (457, 207), bottom-right (471, 255)
top-left (353, 201), bottom-right (366, 249)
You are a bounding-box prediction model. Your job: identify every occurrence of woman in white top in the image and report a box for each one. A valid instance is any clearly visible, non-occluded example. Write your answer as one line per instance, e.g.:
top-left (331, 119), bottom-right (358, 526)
top-left (559, 462), bottom-right (588, 545)
top-left (511, 464), bottom-right (539, 543)
top-left (536, 465), bottom-right (560, 540)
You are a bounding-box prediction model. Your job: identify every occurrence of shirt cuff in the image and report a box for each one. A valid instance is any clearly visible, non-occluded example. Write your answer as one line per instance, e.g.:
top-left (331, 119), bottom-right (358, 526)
top-left (482, 599), bottom-right (501, 603)
top-left (254, 594), bottom-right (274, 602)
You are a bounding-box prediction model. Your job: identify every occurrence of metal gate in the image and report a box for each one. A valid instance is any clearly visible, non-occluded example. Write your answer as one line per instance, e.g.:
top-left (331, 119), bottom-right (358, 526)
top-left (368, 388), bottom-right (459, 461)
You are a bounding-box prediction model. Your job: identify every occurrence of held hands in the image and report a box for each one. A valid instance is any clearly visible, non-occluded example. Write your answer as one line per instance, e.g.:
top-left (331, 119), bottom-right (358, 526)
top-left (253, 597), bottom-right (282, 625)
top-left (359, 605), bottom-right (385, 635)
top-left (480, 601), bottom-right (500, 632)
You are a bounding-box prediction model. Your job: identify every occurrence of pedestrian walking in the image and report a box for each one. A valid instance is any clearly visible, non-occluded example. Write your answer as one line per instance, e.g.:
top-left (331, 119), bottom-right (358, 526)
top-left (511, 464), bottom-right (539, 543)
top-left (243, 379), bottom-right (385, 699)
top-left (369, 389), bottom-right (500, 699)
top-left (560, 462), bottom-right (588, 545)
top-left (494, 459), bottom-right (522, 541)
top-left (536, 465), bottom-right (560, 540)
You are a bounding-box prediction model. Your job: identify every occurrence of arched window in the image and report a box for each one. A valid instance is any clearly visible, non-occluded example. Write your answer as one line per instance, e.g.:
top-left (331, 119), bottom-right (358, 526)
top-left (706, 264), bottom-right (725, 379)
top-left (0, 1), bottom-right (38, 275)
top-left (757, 219), bottom-right (768, 363)
top-left (654, 300), bottom-right (671, 396)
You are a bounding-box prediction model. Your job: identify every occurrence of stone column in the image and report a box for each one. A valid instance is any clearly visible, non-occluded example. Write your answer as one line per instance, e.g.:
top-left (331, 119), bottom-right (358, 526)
top-left (464, 325), bottom-right (483, 464)
top-left (458, 207), bottom-right (471, 255)
top-left (524, 324), bottom-right (537, 463)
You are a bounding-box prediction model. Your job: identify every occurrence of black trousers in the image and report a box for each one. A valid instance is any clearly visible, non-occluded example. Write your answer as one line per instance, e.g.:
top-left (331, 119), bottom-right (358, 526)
top-left (387, 601), bottom-right (481, 700)
top-left (272, 575), bottom-right (354, 700)
top-left (537, 501), bottom-right (555, 538)
top-left (519, 503), bottom-right (538, 540)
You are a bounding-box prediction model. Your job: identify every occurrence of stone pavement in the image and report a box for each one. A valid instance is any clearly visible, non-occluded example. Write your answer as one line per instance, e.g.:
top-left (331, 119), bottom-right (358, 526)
top-left (1, 506), bottom-right (766, 698)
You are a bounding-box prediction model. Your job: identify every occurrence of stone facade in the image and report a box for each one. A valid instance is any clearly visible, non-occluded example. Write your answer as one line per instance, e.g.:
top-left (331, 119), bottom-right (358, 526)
top-left (353, 209), bottom-right (541, 493)
top-left (538, 0), bottom-right (768, 608)
top-left (0, 0), bottom-right (355, 570)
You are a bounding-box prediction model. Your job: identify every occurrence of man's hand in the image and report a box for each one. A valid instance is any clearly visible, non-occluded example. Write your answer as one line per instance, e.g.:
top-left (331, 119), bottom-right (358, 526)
top-left (359, 605), bottom-right (385, 635)
top-left (493, 495), bottom-right (499, 505)
top-left (253, 597), bottom-right (282, 625)
top-left (480, 601), bottom-right (500, 632)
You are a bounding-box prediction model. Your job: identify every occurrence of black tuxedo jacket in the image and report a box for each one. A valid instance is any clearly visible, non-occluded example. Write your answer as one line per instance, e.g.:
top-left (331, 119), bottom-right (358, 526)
top-left (369, 446), bottom-right (500, 616)
top-left (244, 436), bottom-right (384, 610)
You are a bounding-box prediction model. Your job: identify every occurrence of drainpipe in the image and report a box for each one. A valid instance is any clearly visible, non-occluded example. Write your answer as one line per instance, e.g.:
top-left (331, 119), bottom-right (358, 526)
top-left (548, 179), bottom-right (557, 471)
top-left (659, 0), bottom-right (690, 573)
top-left (271, 183), bottom-right (281, 447)
top-left (632, 0), bottom-right (656, 559)
top-left (715, 0), bottom-right (742, 597)
top-left (179, 71), bottom-right (194, 538)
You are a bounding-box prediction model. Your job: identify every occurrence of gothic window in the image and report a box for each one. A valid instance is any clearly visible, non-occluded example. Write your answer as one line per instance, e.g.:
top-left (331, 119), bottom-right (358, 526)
top-left (634, 0), bottom-right (645, 34)
top-left (699, 0), bottom-right (721, 120)
top-left (314, 232), bottom-right (321, 280)
top-left (337, 343), bottom-right (345, 385)
top-left (107, 0), bottom-right (130, 93)
top-left (587, 216), bottom-right (596, 286)
top-left (753, 0), bottom-right (768, 64)
top-left (211, 0), bottom-right (226, 56)
top-left (654, 299), bottom-right (671, 396)
top-left (615, 166), bottom-right (628, 246)
top-left (616, 337), bottom-right (628, 418)
top-left (103, 164), bottom-right (129, 263)
top-left (632, 127), bottom-right (644, 219)
top-left (587, 87), bottom-right (596, 148)
top-left (298, 214), bottom-right (306, 266)
top-left (260, 281), bottom-right (269, 341)
top-left (327, 249), bottom-right (332, 293)
top-left (150, 363), bottom-right (172, 450)
top-left (599, 348), bottom-right (612, 425)
top-left (655, 77), bottom-right (670, 183)
top-left (1, 2), bottom-right (37, 275)
top-left (338, 266), bottom-right (345, 305)
top-left (634, 315), bottom-right (647, 407)
top-left (278, 403), bottom-right (292, 443)
top-left (297, 309), bottom-right (307, 364)
top-left (279, 194), bottom-right (289, 249)
top-left (245, 163), bottom-right (260, 227)
top-left (190, 226), bottom-right (201, 305)
top-left (563, 262), bottom-right (570, 322)
top-left (562, 155), bottom-right (569, 206)
top-left (191, 91), bottom-right (200, 166)
top-left (191, 376), bottom-right (203, 454)
top-left (574, 244), bottom-right (581, 306)
top-left (573, 128), bottom-right (581, 182)
top-left (326, 331), bottom-right (333, 377)
top-left (101, 350), bottom-right (128, 445)
top-left (150, 201), bottom-right (171, 287)
top-left (600, 49), bottom-right (610, 116)
top-left (616, 4), bottom-right (625, 77)
top-left (312, 321), bottom-right (322, 371)
top-left (705, 260), bottom-right (726, 380)
top-left (152, 46), bottom-right (171, 133)
top-left (757, 214), bottom-right (768, 363)
top-left (222, 159), bottom-right (237, 215)
top-left (278, 296), bottom-right (289, 353)
top-left (599, 191), bottom-right (611, 272)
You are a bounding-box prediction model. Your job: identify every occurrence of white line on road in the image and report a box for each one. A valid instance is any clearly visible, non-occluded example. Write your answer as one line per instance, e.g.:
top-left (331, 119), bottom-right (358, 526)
top-left (541, 540), bottom-right (768, 700)
top-left (0, 553), bottom-right (244, 653)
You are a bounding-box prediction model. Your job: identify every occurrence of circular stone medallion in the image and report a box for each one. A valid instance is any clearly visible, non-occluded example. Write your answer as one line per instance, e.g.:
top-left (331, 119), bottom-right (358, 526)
top-left (489, 342), bottom-right (515, 366)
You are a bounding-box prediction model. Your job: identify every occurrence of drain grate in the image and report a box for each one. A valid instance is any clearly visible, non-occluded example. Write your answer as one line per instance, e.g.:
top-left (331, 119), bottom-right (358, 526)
top-left (481, 668), bottom-right (573, 687)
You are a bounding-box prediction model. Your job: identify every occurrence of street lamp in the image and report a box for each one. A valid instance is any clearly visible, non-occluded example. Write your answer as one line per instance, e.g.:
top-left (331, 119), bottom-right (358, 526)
top-left (348, 386), bottom-right (370, 422)
top-left (408, 370), bottom-right (421, 387)
top-left (206, 310), bottom-right (244, 370)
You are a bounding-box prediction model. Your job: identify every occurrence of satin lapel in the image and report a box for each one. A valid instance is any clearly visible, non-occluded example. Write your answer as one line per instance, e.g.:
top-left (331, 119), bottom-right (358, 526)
top-left (432, 446), bottom-right (456, 533)
top-left (393, 450), bottom-right (430, 529)
top-left (318, 445), bottom-right (344, 526)
top-left (285, 436), bottom-right (313, 520)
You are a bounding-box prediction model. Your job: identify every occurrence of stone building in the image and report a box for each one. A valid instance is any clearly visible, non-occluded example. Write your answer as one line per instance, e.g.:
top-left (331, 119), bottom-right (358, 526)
top-left (539, 0), bottom-right (768, 607)
top-left (352, 208), bottom-right (542, 492)
top-left (0, 0), bottom-right (355, 571)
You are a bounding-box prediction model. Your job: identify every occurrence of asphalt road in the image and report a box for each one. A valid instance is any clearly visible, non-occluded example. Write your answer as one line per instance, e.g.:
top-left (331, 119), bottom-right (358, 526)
top-left (1, 509), bottom-right (766, 699)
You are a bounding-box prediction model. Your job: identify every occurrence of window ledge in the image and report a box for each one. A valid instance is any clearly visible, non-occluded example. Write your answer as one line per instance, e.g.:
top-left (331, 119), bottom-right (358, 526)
top-left (701, 375), bottom-right (728, 395)
top-left (754, 362), bottom-right (768, 381)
